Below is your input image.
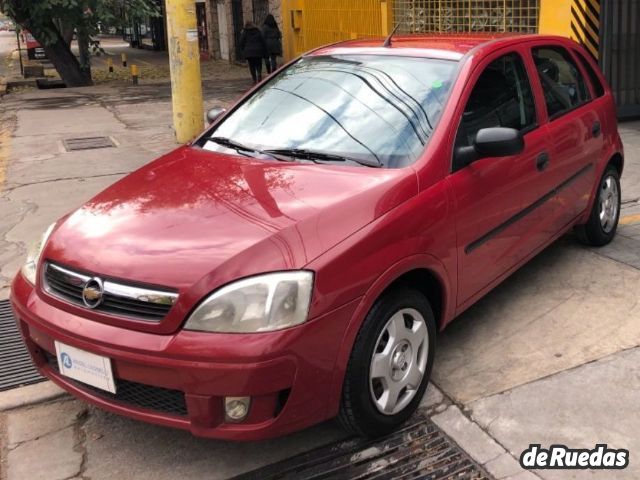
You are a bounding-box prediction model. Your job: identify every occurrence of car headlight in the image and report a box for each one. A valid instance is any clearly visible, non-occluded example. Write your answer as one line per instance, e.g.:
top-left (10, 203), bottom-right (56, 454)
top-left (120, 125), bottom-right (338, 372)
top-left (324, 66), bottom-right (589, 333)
top-left (184, 271), bottom-right (314, 333)
top-left (21, 223), bottom-right (56, 285)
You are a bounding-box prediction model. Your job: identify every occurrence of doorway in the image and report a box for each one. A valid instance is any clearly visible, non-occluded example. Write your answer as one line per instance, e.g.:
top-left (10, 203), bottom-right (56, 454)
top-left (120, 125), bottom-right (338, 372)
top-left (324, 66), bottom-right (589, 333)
top-left (232, 0), bottom-right (244, 61)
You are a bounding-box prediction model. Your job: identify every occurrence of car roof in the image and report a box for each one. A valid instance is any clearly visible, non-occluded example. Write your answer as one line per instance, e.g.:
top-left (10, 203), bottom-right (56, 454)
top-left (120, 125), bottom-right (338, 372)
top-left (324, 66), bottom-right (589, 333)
top-left (308, 33), bottom-right (555, 61)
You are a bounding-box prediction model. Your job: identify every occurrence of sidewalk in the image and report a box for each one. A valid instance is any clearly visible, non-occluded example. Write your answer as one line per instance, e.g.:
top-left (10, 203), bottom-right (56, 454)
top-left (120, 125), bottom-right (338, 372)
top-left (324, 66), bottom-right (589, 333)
top-left (0, 77), bottom-right (639, 479)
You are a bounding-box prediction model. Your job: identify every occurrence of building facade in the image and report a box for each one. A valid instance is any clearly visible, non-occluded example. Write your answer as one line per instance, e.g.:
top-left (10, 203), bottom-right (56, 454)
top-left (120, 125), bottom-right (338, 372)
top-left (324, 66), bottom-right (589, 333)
top-left (138, 0), bottom-right (638, 117)
top-left (278, 0), bottom-right (639, 118)
top-left (202, 0), bottom-right (283, 62)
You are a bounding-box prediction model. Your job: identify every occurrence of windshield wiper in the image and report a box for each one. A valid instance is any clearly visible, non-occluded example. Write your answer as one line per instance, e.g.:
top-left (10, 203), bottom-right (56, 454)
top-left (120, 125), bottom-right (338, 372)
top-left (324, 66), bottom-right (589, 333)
top-left (202, 136), bottom-right (260, 155)
top-left (201, 136), bottom-right (296, 163)
top-left (264, 148), bottom-right (382, 168)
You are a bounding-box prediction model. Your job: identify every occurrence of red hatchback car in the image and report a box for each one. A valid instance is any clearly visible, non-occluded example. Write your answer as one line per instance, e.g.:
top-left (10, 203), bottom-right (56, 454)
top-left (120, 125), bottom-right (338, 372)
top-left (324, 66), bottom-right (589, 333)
top-left (12, 34), bottom-right (622, 440)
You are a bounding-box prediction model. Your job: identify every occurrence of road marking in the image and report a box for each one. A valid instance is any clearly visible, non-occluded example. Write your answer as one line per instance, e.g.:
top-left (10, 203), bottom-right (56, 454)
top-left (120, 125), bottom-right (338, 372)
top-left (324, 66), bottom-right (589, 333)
top-left (619, 214), bottom-right (640, 226)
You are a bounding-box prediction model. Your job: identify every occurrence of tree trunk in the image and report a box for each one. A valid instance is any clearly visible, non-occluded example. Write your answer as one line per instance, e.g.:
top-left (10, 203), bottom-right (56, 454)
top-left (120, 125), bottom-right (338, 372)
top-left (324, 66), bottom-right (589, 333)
top-left (60, 24), bottom-right (75, 46)
top-left (24, 18), bottom-right (93, 87)
top-left (52, 19), bottom-right (74, 46)
top-left (42, 38), bottom-right (93, 87)
top-left (77, 28), bottom-right (92, 80)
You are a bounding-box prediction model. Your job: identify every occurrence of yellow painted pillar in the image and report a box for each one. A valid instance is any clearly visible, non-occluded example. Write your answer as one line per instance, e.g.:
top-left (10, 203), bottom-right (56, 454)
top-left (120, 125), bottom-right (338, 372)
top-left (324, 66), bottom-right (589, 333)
top-left (166, 0), bottom-right (204, 143)
top-left (381, 0), bottom-right (392, 36)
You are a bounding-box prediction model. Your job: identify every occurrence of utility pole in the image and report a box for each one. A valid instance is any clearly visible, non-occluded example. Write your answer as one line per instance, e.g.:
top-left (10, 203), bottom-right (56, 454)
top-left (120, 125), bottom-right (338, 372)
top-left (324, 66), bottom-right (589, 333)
top-left (165, 0), bottom-right (204, 143)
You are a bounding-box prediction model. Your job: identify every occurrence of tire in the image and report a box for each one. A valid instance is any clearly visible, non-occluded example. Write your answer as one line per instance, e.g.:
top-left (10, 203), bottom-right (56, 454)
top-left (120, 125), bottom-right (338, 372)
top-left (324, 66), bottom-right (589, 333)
top-left (338, 288), bottom-right (436, 437)
top-left (575, 165), bottom-right (621, 247)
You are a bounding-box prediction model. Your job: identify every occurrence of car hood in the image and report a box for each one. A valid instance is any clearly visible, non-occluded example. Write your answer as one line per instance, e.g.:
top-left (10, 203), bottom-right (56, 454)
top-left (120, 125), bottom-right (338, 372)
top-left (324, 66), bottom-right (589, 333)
top-left (44, 147), bottom-right (417, 292)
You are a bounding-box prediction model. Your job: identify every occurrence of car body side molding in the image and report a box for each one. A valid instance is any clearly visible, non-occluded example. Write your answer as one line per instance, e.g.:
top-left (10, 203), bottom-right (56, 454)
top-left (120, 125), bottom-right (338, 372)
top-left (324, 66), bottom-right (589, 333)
top-left (465, 162), bottom-right (594, 254)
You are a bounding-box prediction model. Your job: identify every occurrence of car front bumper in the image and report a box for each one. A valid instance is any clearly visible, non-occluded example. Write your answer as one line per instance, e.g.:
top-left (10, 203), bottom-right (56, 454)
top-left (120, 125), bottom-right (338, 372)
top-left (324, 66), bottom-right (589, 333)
top-left (11, 273), bottom-right (358, 440)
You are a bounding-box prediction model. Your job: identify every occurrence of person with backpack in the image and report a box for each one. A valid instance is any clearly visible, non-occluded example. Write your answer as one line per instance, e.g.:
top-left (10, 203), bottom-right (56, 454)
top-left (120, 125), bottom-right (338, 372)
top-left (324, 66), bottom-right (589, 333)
top-left (262, 14), bottom-right (283, 74)
top-left (239, 21), bottom-right (267, 84)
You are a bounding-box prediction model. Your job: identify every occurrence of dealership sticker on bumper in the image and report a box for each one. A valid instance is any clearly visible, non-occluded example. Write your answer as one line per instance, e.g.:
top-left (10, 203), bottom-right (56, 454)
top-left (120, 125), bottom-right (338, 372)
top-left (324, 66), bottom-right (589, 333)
top-left (54, 341), bottom-right (116, 393)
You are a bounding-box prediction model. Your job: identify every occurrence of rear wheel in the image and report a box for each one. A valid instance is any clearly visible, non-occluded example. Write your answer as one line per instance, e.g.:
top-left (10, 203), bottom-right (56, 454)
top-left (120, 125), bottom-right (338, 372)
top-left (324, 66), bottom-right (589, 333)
top-left (575, 165), bottom-right (621, 246)
top-left (338, 288), bottom-right (436, 437)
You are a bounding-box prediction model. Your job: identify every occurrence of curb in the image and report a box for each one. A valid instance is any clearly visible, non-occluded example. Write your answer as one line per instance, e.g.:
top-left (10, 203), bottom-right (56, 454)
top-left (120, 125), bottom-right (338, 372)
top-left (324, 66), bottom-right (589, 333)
top-left (432, 404), bottom-right (541, 480)
top-left (6, 78), bottom-right (38, 90)
top-left (0, 381), bottom-right (68, 412)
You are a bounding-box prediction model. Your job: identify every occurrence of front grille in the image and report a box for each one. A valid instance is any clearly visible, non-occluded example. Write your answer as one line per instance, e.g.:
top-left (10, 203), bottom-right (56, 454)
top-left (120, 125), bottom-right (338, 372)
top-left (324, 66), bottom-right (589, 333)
top-left (43, 262), bottom-right (177, 322)
top-left (45, 352), bottom-right (188, 416)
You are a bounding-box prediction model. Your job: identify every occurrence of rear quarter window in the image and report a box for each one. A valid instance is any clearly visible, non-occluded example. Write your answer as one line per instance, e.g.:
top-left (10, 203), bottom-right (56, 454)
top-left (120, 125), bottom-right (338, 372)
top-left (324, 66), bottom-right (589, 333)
top-left (533, 46), bottom-right (591, 119)
top-left (574, 50), bottom-right (606, 98)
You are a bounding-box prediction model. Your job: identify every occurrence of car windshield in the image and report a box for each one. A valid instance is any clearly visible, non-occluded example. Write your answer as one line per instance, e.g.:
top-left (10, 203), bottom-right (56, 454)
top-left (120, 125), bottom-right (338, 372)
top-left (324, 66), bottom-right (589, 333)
top-left (201, 54), bottom-right (458, 168)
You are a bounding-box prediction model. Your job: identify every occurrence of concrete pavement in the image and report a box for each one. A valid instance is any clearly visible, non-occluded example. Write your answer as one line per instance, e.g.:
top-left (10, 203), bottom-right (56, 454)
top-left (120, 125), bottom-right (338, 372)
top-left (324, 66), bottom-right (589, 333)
top-left (470, 347), bottom-right (640, 480)
top-left (1, 36), bottom-right (640, 480)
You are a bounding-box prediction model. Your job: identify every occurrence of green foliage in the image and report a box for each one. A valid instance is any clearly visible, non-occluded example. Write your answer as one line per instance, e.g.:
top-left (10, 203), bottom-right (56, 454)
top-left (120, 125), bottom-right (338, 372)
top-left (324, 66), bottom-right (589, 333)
top-left (0, 0), bottom-right (159, 46)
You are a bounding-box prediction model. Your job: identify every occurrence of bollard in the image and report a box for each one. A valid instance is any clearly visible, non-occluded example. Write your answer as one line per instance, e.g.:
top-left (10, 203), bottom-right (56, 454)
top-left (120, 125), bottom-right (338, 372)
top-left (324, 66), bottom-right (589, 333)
top-left (131, 64), bottom-right (139, 85)
top-left (107, 57), bottom-right (114, 73)
top-left (121, 53), bottom-right (127, 67)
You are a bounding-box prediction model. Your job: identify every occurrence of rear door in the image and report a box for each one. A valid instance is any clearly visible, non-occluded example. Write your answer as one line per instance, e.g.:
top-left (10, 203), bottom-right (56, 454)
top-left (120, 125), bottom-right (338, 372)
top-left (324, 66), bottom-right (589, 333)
top-left (448, 49), bottom-right (554, 307)
top-left (528, 43), bottom-right (602, 230)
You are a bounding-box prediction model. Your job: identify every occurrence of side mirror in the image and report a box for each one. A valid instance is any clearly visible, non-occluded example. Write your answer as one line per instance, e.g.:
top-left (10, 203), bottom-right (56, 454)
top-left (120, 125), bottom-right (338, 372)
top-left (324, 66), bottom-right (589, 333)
top-left (206, 107), bottom-right (226, 124)
top-left (475, 127), bottom-right (524, 157)
top-left (454, 127), bottom-right (524, 170)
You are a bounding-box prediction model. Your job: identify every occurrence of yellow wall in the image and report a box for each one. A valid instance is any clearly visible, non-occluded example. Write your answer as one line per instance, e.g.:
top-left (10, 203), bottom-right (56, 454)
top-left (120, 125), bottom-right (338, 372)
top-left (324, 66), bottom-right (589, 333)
top-left (282, 0), bottom-right (597, 61)
top-left (282, 0), bottom-right (390, 60)
top-left (539, 0), bottom-right (572, 37)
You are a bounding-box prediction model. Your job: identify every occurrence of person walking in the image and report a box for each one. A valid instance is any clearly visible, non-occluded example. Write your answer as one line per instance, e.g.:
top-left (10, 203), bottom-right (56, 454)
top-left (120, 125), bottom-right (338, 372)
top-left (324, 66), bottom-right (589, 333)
top-left (262, 14), bottom-right (282, 74)
top-left (239, 21), bottom-right (267, 84)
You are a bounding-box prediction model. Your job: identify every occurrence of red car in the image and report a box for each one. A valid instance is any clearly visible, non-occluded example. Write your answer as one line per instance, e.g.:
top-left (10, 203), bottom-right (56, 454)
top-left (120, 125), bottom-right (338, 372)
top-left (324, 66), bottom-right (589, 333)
top-left (12, 34), bottom-right (622, 440)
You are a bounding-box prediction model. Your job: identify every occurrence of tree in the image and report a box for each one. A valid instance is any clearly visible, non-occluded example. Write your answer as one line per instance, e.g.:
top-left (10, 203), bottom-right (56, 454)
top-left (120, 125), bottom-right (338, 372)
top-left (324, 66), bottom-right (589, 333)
top-left (0, 0), bottom-right (158, 87)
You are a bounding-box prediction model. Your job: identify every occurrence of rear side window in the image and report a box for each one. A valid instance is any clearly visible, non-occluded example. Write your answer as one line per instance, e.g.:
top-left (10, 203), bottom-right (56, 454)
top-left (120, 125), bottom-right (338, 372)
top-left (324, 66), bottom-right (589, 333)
top-left (533, 46), bottom-right (590, 118)
top-left (456, 53), bottom-right (536, 148)
top-left (574, 50), bottom-right (605, 97)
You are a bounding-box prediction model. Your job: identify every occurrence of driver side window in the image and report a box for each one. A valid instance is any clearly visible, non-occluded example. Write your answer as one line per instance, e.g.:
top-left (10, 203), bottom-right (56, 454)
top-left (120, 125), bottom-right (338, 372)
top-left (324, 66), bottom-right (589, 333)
top-left (455, 53), bottom-right (537, 152)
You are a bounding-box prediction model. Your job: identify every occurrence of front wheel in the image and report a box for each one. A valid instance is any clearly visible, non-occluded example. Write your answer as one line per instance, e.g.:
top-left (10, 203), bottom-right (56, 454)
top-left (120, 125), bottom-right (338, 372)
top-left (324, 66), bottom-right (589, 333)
top-left (338, 288), bottom-right (436, 437)
top-left (575, 165), bottom-right (621, 246)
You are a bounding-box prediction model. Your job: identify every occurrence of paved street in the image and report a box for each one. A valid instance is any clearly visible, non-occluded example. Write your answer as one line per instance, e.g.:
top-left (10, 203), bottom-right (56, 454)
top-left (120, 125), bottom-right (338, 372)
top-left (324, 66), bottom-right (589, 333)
top-left (1, 32), bottom-right (639, 480)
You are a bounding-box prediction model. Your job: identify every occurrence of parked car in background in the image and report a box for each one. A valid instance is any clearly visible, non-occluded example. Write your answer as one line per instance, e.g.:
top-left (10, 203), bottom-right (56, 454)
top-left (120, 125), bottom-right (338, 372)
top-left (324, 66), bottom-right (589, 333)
top-left (12, 33), bottom-right (622, 440)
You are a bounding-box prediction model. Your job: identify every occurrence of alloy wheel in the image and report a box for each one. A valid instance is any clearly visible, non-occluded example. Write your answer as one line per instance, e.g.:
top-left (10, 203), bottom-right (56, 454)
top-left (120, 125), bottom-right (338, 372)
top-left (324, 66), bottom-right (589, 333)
top-left (369, 308), bottom-right (429, 415)
top-left (599, 174), bottom-right (619, 233)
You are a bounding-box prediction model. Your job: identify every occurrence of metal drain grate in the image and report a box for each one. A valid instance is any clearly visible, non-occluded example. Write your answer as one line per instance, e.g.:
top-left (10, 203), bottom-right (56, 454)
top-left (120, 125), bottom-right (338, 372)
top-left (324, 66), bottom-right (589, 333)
top-left (0, 300), bottom-right (45, 391)
top-left (63, 136), bottom-right (115, 152)
top-left (232, 415), bottom-right (492, 480)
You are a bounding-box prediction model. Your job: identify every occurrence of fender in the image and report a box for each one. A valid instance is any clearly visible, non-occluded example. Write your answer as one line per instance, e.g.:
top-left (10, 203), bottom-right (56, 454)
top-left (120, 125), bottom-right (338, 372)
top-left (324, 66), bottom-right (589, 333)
top-left (325, 253), bottom-right (454, 418)
top-left (578, 135), bottom-right (624, 225)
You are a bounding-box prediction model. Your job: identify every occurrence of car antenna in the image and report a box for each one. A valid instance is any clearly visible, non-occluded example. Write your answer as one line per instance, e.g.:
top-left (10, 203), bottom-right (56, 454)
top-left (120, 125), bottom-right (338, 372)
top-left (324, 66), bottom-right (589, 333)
top-left (383, 23), bottom-right (401, 47)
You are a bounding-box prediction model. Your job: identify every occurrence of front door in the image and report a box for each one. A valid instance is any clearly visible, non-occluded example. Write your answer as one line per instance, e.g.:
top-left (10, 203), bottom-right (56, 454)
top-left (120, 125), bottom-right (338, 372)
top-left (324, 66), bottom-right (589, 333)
top-left (252, 0), bottom-right (269, 25)
top-left (196, 2), bottom-right (209, 60)
top-left (448, 50), bottom-right (553, 308)
top-left (232, 0), bottom-right (244, 61)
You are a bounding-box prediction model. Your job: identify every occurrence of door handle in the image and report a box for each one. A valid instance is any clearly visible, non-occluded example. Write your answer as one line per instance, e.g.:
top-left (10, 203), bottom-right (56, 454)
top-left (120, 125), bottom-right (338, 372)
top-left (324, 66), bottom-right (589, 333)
top-left (592, 121), bottom-right (601, 137)
top-left (536, 152), bottom-right (550, 172)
